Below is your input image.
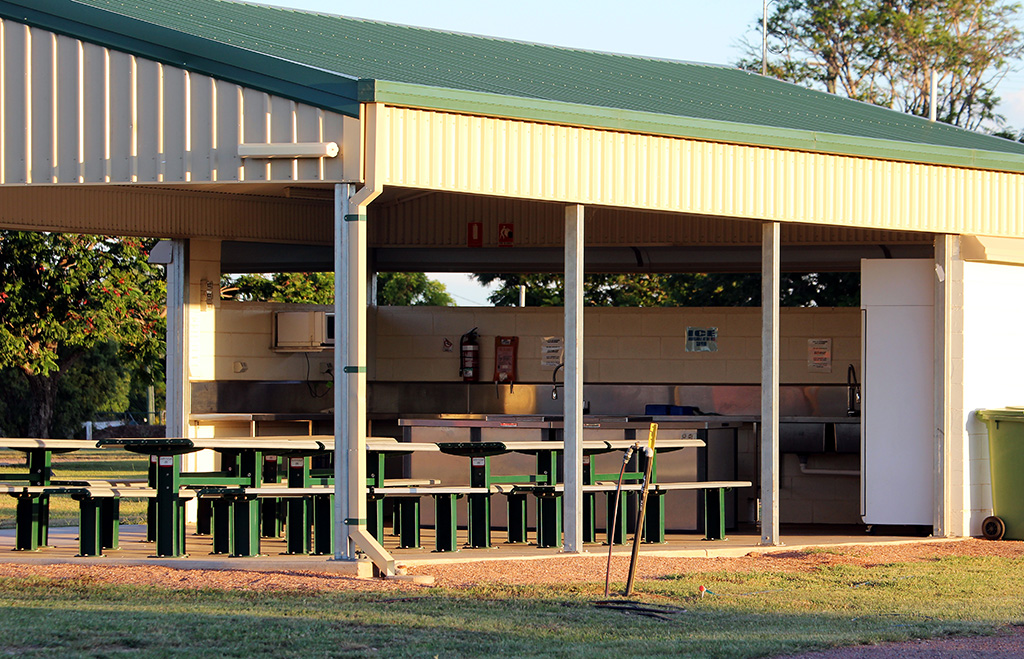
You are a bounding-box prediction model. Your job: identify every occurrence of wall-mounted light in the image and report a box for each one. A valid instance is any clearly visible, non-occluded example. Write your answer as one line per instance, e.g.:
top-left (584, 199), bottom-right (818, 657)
top-left (237, 142), bottom-right (339, 159)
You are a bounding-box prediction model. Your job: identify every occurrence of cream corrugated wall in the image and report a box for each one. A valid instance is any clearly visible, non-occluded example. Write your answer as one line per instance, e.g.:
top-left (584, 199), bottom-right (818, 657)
top-left (379, 105), bottom-right (1024, 238)
top-left (0, 20), bottom-right (359, 185)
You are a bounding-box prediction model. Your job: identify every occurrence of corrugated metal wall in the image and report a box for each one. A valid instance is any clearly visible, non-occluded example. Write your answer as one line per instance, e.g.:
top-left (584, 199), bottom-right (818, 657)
top-left (379, 106), bottom-right (1024, 238)
top-left (0, 20), bottom-right (359, 185)
top-left (369, 190), bottom-right (933, 247)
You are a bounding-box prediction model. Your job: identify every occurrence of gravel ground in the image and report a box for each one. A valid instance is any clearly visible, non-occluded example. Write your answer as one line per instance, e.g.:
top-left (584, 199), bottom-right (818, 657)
top-left (0, 538), bottom-right (1021, 658)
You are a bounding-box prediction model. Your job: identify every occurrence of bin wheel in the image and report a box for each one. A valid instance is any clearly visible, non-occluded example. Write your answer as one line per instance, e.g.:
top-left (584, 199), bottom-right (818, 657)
top-left (982, 515), bottom-right (1005, 541)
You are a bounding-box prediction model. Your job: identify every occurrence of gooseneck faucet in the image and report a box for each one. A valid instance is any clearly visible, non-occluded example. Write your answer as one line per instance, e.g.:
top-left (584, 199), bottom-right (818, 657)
top-left (551, 362), bottom-right (564, 400)
top-left (847, 364), bottom-right (861, 417)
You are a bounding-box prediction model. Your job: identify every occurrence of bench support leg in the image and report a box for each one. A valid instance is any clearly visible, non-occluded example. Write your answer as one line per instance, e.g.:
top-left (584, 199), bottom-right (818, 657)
top-left (229, 497), bottom-right (261, 557)
top-left (704, 488), bottom-right (727, 541)
top-left (312, 495), bottom-right (333, 556)
top-left (433, 494), bottom-right (458, 552)
top-left (396, 497), bottom-right (420, 549)
top-left (195, 498), bottom-right (212, 536)
top-left (506, 493), bottom-right (528, 544)
top-left (366, 495), bottom-right (385, 543)
top-left (101, 498), bottom-right (120, 550)
top-left (536, 495), bottom-right (562, 549)
top-left (605, 493), bottom-right (627, 545)
top-left (467, 493), bottom-right (491, 548)
top-left (14, 494), bottom-right (46, 551)
top-left (643, 492), bottom-right (667, 544)
top-left (211, 499), bottom-right (231, 554)
top-left (286, 497), bottom-right (312, 555)
top-left (583, 492), bottom-right (596, 544)
top-left (77, 497), bottom-right (105, 557)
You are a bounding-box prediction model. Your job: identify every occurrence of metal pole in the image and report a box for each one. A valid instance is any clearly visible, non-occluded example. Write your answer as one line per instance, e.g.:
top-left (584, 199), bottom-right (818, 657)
top-left (334, 183), bottom-right (354, 561)
top-left (762, 0), bottom-right (768, 76)
top-left (760, 222), bottom-right (781, 546)
top-left (563, 204), bottom-right (585, 553)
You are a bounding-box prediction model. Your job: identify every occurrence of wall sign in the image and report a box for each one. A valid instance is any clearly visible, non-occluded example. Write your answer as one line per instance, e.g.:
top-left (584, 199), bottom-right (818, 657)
top-left (498, 223), bottom-right (514, 247)
top-left (808, 338), bottom-right (833, 372)
top-left (685, 327), bottom-right (718, 352)
top-left (541, 336), bottom-right (563, 369)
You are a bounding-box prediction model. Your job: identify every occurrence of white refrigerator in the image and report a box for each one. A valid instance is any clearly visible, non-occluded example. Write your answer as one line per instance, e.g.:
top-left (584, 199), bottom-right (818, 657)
top-left (860, 259), bottom-right (934, 527)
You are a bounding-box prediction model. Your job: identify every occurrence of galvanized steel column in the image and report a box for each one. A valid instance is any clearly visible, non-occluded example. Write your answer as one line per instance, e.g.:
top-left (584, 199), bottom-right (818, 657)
top-left (933, 235), bottom-right (957, 537)
top-left (564, 204), bottom-right (585, 553)
top-left (334, 182), bottom-right (365, 561)
top-left (760, 222), bottom-right (781, 546)
top-left (163, 240), bottom-right (188, 439)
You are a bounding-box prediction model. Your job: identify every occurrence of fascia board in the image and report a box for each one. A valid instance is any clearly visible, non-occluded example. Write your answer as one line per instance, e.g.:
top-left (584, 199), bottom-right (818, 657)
top-left (360, 79), bottom-right (1024, 174)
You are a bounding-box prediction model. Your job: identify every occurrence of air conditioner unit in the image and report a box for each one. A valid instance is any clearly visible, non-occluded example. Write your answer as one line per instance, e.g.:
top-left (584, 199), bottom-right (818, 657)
top-left (323, 312), bottom-right (335, 346)
top-left (274, 311), bottom-right (325, 350)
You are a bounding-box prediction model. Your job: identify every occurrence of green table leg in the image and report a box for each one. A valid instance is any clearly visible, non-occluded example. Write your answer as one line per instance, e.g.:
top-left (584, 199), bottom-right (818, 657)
top-left (286, 457), bottom-right (312, 554)
top-left (433, 493), bottom-right (459, 552)
top-left (147, 455), bottom-right (157, 542)
top-left (468, 456), bottom-right (491, 548)
top-left (195, 498), bottom-right (212, 536)
top-left (366, 494), bottom-right (385, 544)
top-left (153, 454), bottom-right (186, 557)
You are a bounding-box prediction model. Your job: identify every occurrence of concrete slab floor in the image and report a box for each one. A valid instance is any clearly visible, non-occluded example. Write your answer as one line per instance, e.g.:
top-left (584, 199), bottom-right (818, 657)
top-left (0, 524), bottom-right (960, 576)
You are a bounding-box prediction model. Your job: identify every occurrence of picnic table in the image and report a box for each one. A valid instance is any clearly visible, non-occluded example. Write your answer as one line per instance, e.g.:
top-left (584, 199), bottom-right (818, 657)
top-left (0, 438), bottom-right (98, 551)
top-left (95, 436), bottom-right (438, 558)
top-left (435, 437), bottom-right (705, 548)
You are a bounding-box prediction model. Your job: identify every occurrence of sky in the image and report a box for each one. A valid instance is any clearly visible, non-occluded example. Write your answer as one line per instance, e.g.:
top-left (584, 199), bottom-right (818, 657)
top-left (256, 0), bottom-right (1024, 305)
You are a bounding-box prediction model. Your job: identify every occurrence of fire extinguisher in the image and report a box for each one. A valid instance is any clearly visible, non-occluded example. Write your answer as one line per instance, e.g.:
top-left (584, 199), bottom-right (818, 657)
top-left (460, 327), bottom-right (480, 382)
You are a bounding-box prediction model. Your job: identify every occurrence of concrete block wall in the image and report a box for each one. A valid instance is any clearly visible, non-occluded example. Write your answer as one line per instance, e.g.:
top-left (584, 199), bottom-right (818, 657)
top-left (373, 306), bottom-right (861, 384)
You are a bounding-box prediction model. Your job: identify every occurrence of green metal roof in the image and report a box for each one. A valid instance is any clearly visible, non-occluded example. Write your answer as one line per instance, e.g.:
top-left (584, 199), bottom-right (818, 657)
top-left (7, 0), bottom-right (1024, 171)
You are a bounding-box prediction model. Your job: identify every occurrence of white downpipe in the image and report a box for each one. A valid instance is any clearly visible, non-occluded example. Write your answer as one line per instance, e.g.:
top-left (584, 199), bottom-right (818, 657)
top-left (760, 222), bottom-right (781, 546)
top-left (563, 204), bottom-right (585, 553)
top-left (334, 104), bottom-right (389, 574)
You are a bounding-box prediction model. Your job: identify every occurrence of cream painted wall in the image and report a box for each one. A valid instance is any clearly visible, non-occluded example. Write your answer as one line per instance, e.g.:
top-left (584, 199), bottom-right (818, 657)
top-left (961, 262), bottom-right (1024, 536)
top-left (212, 303), bottom-right (861, 385)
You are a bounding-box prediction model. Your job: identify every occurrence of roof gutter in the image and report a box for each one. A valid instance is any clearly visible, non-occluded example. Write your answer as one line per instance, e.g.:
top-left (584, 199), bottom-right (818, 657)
top-left (0, 0), bottom-right (361, 117)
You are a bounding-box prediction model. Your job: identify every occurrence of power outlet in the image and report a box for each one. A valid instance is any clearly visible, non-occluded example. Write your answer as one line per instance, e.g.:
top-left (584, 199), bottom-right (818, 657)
top-left (319, 360), bottom-right (333, 375)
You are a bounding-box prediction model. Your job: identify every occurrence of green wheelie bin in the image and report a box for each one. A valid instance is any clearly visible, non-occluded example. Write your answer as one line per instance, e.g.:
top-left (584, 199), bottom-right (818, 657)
top-left (976, 407), bottom-right (1024, 540)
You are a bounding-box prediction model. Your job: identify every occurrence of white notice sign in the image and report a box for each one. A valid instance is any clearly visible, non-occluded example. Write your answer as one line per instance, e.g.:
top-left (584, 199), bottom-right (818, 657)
top-left (808, 338), bottom-right (832, 372)
top-left (541, 336), bottom-right (564, 369)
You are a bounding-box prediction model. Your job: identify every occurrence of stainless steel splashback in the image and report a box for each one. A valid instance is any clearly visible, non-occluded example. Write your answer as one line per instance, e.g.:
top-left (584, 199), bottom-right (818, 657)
top-left (193, 381), bottom-right (852, 417)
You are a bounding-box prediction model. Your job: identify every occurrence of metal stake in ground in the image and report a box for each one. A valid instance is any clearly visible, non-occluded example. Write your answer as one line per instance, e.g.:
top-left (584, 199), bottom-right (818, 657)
top-left (624, 424), bottom-right (657, 597)
top-left (604, 442), bottom-right (637, 597)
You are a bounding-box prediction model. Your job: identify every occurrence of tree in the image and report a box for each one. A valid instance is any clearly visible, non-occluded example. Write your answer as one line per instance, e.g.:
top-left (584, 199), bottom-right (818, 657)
top-left (0, 233), bottom-right (165, 437)
top-left (743, 0), bottom-right (1024, 130)
top-left (221, 271), bottom-right (455, 306)
top-left (375, 272), bottom-right (455, 306)
top-left (473, 272), bottom-right (858, 307)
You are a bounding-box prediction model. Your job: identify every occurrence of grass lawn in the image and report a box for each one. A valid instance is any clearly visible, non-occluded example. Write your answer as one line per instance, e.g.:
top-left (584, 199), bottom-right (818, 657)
top-left (0, 449), bottom-right (150, 528)
top-left (0, 552), bottom-right (1021, 658)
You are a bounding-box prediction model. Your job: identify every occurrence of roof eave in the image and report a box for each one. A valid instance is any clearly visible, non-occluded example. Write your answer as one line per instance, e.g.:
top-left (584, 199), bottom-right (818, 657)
top-left (0, 0), bottom-right (361, 117)
top-left (361, 79), bottom-right (1024, 174)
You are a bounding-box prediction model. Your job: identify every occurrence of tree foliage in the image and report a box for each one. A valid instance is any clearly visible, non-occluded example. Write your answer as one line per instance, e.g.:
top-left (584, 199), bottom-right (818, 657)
top-left (742, 0), bottom-right (1024, 130)
top-left (221, 272), bottom-right (455, 307)
top-left (0, 233), bottom-right (165, 437)
top-left (473, 272), bottom-right (859, 308)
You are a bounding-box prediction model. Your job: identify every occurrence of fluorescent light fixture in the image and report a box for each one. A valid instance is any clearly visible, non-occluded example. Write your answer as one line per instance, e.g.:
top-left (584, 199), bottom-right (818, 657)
top-left (237, 142), bottom-right (340, 159)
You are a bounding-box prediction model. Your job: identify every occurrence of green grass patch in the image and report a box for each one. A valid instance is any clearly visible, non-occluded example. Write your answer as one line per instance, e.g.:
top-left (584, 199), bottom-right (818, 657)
top-left (0, 450), bottom-right (150, 528)
top-left (0, 553), bottom-right (1021, 657)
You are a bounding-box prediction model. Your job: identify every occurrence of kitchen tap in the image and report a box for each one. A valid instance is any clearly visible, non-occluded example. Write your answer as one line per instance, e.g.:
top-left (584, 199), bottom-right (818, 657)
top-left (551, 363), bottom-right (563, 400)
top-left (847, 364), bottom-right (861, 417)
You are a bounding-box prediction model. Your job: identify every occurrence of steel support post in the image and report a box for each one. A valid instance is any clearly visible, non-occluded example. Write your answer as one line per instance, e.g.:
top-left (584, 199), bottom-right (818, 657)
top-left (563, 203), bottom-right (585, 553)
top-left (760, 222), bottom-right (782, 546)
